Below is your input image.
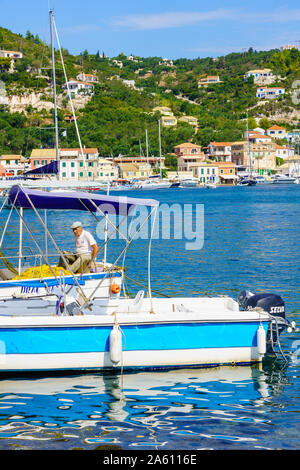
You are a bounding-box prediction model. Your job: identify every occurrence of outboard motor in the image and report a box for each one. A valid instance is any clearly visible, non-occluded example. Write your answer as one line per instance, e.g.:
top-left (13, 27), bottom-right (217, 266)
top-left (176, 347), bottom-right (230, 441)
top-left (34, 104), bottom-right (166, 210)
top-left (238, 290), bottom-right (290, 351)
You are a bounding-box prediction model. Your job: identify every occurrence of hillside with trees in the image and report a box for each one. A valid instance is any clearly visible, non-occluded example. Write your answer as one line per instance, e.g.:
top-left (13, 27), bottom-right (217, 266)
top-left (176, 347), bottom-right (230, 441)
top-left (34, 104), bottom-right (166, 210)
top-left (0, 25), bottom-right (300, 159)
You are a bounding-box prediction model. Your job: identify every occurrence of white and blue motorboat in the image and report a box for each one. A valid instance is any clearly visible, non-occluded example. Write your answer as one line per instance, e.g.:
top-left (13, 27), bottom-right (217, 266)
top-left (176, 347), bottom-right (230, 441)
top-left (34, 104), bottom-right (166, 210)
top-left (237, 177), bottom-right (257, 186)
top-left (179, 178), bottom-right (198, 188)
top-left (0, 185), bottom-right (294, 373)
top-left (254, 176), bottom-right (269, 184)
top-left (270, 174), bottom-right (296, 184)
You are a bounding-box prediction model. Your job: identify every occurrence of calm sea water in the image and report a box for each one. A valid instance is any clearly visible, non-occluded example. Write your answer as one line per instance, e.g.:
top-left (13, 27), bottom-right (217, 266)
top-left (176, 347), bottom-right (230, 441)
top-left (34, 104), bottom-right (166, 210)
top-left (0, 184), bottom-right (299, 451)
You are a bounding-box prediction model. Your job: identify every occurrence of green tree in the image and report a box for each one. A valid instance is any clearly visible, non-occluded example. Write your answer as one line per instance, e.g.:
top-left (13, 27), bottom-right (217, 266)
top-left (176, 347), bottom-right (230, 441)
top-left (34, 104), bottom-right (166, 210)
top-left (258, 118), bottom-right (271, 129)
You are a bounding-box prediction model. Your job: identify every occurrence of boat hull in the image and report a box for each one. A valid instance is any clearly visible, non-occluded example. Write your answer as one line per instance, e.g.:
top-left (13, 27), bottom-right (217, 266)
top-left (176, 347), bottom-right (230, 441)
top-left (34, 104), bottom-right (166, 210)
top-left (271, 180), bottom-right (296, 184)
top-left (0, 312), bottom-right (269, 372)
top-left (0, 272), bottom-right (122, 301)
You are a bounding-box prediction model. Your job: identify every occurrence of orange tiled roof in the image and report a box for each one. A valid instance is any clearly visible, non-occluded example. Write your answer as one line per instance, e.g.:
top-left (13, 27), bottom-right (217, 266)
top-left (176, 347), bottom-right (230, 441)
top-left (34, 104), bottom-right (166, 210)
top-left (68, 79), bottom-right (94, 86)
top-left (210, 142), bottom-right (233, 146)
top-left (268, 125), bottom-right (286, 130)
top-left (213, 161), bottom-right (235, 166)
top-left (174, 143), bottom-right (202, 148)
top-left (60, 148), bottom-right (98, 154)
top-left (249, 133), bottom-right (270, 138)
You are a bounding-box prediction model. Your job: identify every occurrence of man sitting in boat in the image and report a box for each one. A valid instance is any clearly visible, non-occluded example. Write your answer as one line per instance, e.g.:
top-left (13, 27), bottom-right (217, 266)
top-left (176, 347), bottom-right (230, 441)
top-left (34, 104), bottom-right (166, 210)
top-left (57, 221), bottom-right (99, 274)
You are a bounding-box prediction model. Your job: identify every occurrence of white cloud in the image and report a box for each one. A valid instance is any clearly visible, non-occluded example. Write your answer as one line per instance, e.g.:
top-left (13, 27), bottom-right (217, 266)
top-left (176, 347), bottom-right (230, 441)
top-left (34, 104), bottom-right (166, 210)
top-left (110, 8), bottom-right (300, 31)
top-left (110, 9), bottom-right (234, 31)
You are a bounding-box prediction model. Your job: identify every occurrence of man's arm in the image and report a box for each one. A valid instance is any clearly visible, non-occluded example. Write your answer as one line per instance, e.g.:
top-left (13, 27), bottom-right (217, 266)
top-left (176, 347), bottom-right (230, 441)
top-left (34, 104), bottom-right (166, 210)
top-left (88, 243), bottom-right (99, 268)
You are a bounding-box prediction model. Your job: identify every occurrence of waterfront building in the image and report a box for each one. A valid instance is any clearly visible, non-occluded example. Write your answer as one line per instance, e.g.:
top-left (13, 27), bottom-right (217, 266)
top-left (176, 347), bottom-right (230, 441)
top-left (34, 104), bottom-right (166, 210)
top-left (214, 162), bottom-right (238, 184)
top-left (190, 162), bottom-right (219, 184)
top-left (111, 156), bottom-right (161, 171)
top-left (230, 141), bottom-right (276, 175)
top-left (30, 149), bottom-right (56, 171)
top-left (97, 158), bottom-right (119, 181)
top-left (29, 148), bottom-right (110, 181)
top-left (59, 148), bottom-right (99, 180)
top-left (249, 142), bottom-right (277, 174)
top-left (0, 154), bottom-right (26, 176)
top-left (118, 162), bottom-right (152, 180)
top-left (174, 143), bottom-right (205, 171)
top-left (207, 142), bottom-right (232, 162)
top-left (231, 141), bottom-right (248, 166)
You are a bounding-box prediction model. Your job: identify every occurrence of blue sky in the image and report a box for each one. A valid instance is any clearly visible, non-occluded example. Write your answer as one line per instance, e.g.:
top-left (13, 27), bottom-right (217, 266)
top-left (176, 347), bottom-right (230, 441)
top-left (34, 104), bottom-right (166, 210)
top-left (1, 0), bottom-right (300, 59)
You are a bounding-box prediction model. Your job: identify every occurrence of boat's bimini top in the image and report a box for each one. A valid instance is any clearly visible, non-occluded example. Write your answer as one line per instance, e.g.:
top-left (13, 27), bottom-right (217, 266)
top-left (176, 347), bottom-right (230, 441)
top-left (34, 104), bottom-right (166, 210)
top-left (8, 185), bottom-right (159, 216)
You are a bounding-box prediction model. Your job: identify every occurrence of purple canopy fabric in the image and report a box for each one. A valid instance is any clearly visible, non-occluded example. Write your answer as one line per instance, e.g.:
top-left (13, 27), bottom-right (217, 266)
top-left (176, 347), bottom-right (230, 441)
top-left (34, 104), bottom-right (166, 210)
top-left (8, 185), bottom-right (159, 216)
top-left (23, 161), bottom-right (59, 175)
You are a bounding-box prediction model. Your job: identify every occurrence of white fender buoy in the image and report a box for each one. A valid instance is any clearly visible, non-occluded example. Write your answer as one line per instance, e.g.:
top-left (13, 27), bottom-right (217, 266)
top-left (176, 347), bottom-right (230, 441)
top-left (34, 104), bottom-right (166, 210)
top-left (109, 324), bottom-right (122, 365)
top-left (257, 324), bottom-right (266, 355)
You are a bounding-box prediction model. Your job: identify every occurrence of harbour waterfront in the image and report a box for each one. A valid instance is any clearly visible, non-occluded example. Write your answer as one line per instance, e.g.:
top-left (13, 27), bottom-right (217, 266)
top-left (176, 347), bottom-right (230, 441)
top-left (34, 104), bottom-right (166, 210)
top-left (0, 184), bottom-right (299, 450)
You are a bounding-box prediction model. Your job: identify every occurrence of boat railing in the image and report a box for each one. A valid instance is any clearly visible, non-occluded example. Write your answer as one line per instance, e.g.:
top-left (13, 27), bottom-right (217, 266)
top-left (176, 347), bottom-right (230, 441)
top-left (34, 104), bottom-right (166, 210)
top-left (0, 250), bottom-right (123, 281)
top-left (0, 252), bottom-right (58, 280)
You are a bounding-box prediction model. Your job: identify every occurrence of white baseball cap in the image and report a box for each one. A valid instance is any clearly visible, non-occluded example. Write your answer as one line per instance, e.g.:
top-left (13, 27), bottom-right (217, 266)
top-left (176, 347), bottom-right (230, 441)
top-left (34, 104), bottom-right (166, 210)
top-left (71, 221), bottom-right (82, 229)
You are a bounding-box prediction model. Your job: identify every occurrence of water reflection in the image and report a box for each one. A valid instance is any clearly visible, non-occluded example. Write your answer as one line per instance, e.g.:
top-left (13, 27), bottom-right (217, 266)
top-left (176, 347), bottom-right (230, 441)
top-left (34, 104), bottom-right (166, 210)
top-left (0, 363), bottom-right (291, 450)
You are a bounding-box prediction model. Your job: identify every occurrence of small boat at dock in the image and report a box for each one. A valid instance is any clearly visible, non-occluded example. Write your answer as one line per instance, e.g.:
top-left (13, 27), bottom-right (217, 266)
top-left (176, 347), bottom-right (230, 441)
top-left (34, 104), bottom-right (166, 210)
top-left (0, 184), bottom-right (295, 373)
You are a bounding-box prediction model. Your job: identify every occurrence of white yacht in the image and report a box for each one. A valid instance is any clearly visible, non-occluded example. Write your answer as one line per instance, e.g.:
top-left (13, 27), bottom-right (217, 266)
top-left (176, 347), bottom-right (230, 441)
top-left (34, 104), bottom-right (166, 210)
top-left (179, 178), bottom-right (198, 188)
top-left (270, 174), bottom-right (296, 184)
top-left (134, 179), bottom-right (171, 190)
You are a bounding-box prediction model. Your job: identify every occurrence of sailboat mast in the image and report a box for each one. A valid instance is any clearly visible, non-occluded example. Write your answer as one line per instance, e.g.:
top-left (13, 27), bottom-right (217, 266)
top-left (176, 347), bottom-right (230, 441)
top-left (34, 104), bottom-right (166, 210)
top-left (49, 9), bottom-right (59, 171)
top-left (158, 119), bottom-right (162, 179)
top-left (246, 112), bottom-right (251, 177)
top-left (146, 128), bottom-right (149, 177)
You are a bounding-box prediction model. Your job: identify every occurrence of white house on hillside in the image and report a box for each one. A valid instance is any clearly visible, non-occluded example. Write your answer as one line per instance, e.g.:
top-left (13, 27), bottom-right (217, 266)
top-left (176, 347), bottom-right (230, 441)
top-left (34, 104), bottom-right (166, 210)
top-left (244, 69), bottom-right (275, 84)
top-left (256, 87), bottom-right (285, 99)
top-left (0, 50), bottom-right (23, 72)
top-left (76, 73), bottom-right (98, 83)
top-left (62, 79), bottom-right (94, 96)
top-left (267, 125), bottom-right (287, 140)
top-left (198, 76), bottom-right (220, 88)
top-left (247, 132), bottom-right (272, 144)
